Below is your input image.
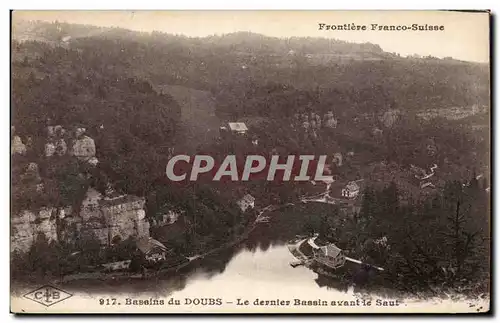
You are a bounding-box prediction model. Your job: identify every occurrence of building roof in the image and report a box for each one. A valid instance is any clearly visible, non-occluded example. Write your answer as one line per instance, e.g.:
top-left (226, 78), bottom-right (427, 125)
top-left (228, 122), bottom-right (248, 132)
top-left (136, 237), bottom-right (168, 255)
top-left (319, 244), bottom-right (342, 258)
top-left (345, 181), bottom-right (360, 191)
top-left (307, 236), bottom-right (342, 258)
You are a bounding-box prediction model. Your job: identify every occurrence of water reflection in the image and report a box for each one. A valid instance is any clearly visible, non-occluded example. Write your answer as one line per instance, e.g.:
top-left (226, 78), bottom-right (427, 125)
top-left (61, 206), bottom-right (397, 299)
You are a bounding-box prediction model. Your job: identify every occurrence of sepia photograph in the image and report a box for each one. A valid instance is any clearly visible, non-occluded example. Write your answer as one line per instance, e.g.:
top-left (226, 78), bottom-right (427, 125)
top-left (9, 10), bottom-right (491, 314)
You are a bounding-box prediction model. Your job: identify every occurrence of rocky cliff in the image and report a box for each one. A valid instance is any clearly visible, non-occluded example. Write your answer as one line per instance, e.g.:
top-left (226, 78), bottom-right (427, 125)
top-left (11, 136), bottom-right (27, 155)
top-left (79, 189), bottom-right (150, 246)
top-left (71, 135), bottom-right (96, 160)
top-left (11, 188), bottom-right (150, 253)
top-left (11, 208), bottom-right (58, 253)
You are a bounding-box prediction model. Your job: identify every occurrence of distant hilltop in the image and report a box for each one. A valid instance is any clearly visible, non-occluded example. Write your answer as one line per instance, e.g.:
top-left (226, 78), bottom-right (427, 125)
top-left (12, 19), bottom-right (484, 65)
top-left (12, 19), bottom-right (387, 58)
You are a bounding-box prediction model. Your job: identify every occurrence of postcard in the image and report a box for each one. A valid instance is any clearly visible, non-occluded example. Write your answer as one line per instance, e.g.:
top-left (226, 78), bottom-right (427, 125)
top-left (10, 10), bottom-right (490, 314)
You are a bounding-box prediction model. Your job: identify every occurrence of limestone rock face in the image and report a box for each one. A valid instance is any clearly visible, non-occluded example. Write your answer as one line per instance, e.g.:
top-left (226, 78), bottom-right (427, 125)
top-left (80, 226), bottom-right (109, 246)
top-left (55, 138), bottom-right (67, 156)
top-left (72, 135), bottom-right (96, 160)
top-left (27, 162), bottom-right (39, 173)
top-left (75, 127), bottom-right (86, 137)
top-left (11, 136), bottom-right (27, 155)
top-left (45, 142), bottom-right (55, 157)
top-left (12, 188), bottom-right (150, 254)
top-left (54, 125), bottom-right (65, 137)
top-left (309, 112), bottom-right (321, 129)
top-left (323, 111), bottom-right (338, 129)
top-left (59, 216), bottom-right (81, 245)
top-left (88, 157), bottom-right (99, 166)
top-left (80, 188), bottom-right (103, 221)
top-left (136, 211), bottom-right (150, 237)
top-left (332, 152), bottom-right (343, 167)
top-left (79, 188), bottom-right (150, 246)
top-left (36, 183), bottom-right (44, 192)
top-left (11, 208), bottom-right (58, 253)
top-left (11, 210), bottom-right (36, 253)
top-left (101, 197), bottom-right (150, 242)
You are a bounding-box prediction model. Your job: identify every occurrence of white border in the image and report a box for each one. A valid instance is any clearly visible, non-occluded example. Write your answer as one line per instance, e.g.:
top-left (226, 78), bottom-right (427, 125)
top-left (2, 1), bottom-right (497, 323)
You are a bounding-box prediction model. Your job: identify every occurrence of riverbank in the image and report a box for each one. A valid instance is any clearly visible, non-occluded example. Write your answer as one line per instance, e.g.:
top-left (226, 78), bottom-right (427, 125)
top-left (36, 189), bottom-right (329, 285)
top-left (15, 192), bottom-right (348, 287)
top-left (49, 202), bottom-right (284, 285)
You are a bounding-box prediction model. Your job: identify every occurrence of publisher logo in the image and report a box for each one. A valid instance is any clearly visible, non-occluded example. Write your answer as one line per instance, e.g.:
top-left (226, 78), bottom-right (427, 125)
top-left (23, 285), bottom-right (73, 307)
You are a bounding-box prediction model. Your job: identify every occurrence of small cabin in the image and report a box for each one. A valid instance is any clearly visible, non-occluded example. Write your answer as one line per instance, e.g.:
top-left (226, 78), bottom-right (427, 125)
top-left (228, 122), bottom-right (248, 135)
top-left (342, 181), bottom-right (360, 199)
top-left (313, 244), bottom-right (346, 269)
top-left (136, 237), bottom-right (168, 263)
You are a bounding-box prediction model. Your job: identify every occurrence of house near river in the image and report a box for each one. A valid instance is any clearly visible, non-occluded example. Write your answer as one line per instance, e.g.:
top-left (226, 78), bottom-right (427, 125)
top-left (136, 237), bottom-right (168, 263)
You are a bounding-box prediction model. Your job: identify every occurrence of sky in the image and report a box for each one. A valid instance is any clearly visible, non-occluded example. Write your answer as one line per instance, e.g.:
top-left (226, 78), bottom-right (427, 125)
top-left (13, 10), bottom-right (490, 62)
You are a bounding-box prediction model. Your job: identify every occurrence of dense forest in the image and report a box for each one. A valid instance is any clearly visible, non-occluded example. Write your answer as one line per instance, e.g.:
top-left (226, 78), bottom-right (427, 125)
top-left (13, 20), bottom-right (489, 113)
top-left (11, 20), bottom-right (490, 296)
top-left (12, 42), bottom-right (181, 203)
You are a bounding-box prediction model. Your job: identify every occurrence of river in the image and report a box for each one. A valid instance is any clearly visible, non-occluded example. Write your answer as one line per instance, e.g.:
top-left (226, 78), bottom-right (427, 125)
top-left (54, 235), bottom-right (486, 313)
top-left (12, 203), bottom-right (489, 313)
top-left (56, 204), bottom-right (374, 296)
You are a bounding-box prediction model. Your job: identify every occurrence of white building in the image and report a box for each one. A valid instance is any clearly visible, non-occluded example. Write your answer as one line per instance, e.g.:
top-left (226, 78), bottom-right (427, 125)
top-left (136, 237), bottom-right (168, 263)
top-left (228, 122), bottom-right (248, 135)
top-left (341, 182), bottom-right (360, 199)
